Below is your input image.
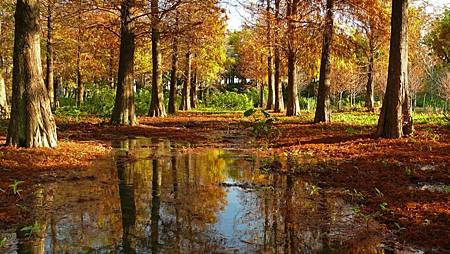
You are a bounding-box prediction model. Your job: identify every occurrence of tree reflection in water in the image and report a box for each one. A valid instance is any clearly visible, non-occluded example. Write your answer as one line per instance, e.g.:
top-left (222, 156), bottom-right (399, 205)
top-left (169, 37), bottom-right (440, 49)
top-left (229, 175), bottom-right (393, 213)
top-left (1, 138), bottom-right (386, 253)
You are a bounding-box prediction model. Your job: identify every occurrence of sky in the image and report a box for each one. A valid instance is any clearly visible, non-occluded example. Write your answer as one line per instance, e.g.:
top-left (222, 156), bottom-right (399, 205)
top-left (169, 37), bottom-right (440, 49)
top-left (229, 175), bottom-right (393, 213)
top-left (222, 0), bottom-right (450, 31)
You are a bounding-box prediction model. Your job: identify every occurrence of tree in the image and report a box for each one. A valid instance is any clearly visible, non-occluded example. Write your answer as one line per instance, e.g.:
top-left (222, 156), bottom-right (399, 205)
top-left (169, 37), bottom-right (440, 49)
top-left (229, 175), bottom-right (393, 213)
top-left (45, 0), bottom-right (55, 108)
top-left (351, 0), bottom-right (390, 111)
top-left (0, 67), bottom-right (7, 119)
top-left (180, 51), bottom-right (192, 110)
top-left (376, 0), bottom-right (413, 138)
top-left (265, 0), bottom-right (275, 110)
top-left (0, 0), bottom-right (13, 119)
top-left (168, 10), bottom-right (179, 114)
top-left (76, 0), bottom-right (84, 106)
top-left (111, 0), bottom-right (137, 125)
top-left (232, 28), bottom-right (267, 104)
top-left (7, 0), bottom-right (57, 147)
top-left (285, 0), bottom-right (301, 116)
top-left (314, 0), bottom-right (334, 123)
top-left (0, 15), bottom-right (9, 118)
top-left (438, 71), bottom-right (450, 108)
top-left (273, 0), bottom-right (284, 112)
top-left (190, 60), bottom-right (198, 109)
top-left (427, 9), bottom-right (450, 65)
top-left (148, 0), bottom-right (166, 117)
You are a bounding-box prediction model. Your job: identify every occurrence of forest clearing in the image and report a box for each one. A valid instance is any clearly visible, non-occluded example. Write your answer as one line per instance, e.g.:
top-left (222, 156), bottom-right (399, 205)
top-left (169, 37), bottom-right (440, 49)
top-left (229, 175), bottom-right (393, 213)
top-left (0, 0), bottom-right (450, 253)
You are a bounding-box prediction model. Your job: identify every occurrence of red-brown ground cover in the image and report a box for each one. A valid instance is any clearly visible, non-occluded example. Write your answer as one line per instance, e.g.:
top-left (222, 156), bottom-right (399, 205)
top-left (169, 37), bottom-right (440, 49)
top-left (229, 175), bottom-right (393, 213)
top-left (0, 113), bottom-right (449, 251)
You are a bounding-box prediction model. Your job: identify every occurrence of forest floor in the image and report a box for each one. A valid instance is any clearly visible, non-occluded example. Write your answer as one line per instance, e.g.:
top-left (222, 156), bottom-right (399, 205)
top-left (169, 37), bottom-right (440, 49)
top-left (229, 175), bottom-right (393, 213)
top-left (0, 111), bottom-right (449, 252)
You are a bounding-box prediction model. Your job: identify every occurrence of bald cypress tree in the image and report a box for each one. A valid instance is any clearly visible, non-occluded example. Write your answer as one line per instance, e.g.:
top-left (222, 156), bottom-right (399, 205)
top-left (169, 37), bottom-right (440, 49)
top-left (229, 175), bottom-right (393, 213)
top-left (314, 0), bottom-right (334, 123)
top-left (377, 0), bottom-right (413, 138)
top-left (7, 0), bottom-right (57, 148)
top-left (0, 18), bottom-right (8, 119)
top-left (286, 0), bottom-right (300, 116)
top-left (148, 0), bottom-right (166, 117)
top-left (111, 0), bottom-right (137, 125)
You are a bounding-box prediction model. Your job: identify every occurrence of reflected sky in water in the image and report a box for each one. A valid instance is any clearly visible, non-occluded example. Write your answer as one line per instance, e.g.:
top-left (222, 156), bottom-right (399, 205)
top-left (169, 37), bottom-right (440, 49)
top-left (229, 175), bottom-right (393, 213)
top-left (1, 138), bottom-right (387, 254)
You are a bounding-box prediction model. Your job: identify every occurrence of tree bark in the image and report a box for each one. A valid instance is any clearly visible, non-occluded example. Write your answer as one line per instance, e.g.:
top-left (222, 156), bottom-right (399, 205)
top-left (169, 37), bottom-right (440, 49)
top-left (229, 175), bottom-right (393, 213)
top-left (365, 47), bottom-right (375, 111)
top-left (76, 3), bottom-right (83, 107)
top-left (266, 0), bottom-right (274, 110)
top-left (259, 81), bottom-right (265, 108)
top-left (53, 76), bottom-right (61, 109)
top-left (168, 11), bottom-right (179, 114)
top-left (45, 1), bottom-right (54, 108)
top-left (148, 0), bottom-right (166, 117)
top-left (111, 0), bottom-right (137, 126)
top-left (190, 68), bottom-right (197, 109)
top-left (109, 48), bottom-right (115, 88)
top-left (0, 70), bottom-right (8, 119)
top-left (267, 53), bottom-right (275, 110)
top-left (377, 0), bottom-right (412, 138)
top-left (286, 51), bottom-right (299, 116)
top-left (168, 36), bottom-right (178, 114)
top-left (273, 0), bottom-right (284, 113)
top-left (314, 0), bottom-right (334, 123)
top-left (0, 20), bottom-right (9, 119)
top-left (7, 0), bottom-right (57, 148)
top-left (286, 0), bottom-right (300, 116)
top-left (180, 51), bottom-right (191, 111)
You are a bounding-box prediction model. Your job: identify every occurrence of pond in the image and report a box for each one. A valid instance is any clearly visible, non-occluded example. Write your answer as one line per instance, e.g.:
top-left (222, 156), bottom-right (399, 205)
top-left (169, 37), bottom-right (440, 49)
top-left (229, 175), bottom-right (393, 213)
top-left (1, 137), bottom-right (392, 253)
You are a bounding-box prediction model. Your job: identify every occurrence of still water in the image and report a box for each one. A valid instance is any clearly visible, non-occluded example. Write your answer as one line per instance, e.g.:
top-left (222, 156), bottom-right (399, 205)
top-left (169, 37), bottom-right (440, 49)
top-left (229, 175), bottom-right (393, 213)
top-left (1, 138), bottom-right (387, 253)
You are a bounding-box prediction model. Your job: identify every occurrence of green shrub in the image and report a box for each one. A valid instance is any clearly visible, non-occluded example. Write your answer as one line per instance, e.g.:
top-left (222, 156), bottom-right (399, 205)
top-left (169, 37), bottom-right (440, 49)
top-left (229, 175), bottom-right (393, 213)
top-left (54, 106), bottom-right (84, 122)
top-left (298, 97), bottom-right (316, 111)
top-left (56, 87), bottom-right (153, 117)
top-left (203, 91), bottom-right (254, 111)
top-left (244, 88), bottom-right (260, 107)
top-left (136, 88), bottom-right (151, 116)
top-left (82, 87), bottom-right (115, 117)
top-left (243, 109), bottom-right (280, 139)
top-left (59, 96), bottom-right (77, 107)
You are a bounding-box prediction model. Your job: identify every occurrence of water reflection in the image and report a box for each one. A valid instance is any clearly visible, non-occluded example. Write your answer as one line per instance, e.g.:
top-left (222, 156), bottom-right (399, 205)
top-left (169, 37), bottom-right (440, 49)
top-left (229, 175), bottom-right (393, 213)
top-left (1, 138), bottom-right (386, 253)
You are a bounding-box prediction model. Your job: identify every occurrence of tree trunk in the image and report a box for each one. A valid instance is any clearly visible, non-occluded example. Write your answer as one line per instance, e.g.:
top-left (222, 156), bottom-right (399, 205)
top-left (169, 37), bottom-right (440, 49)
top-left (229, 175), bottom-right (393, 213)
top-left (365, 48), bottom-right (375, 111)
top-left (148, 0), bottom-right (166, 117)
top-left (0, 69), bottom-right (8, 119)
top-left (377, 0), bottom-right (412, 138)
top-left (314, 0), bottom-right (334, 123)
top-left (76, 57), bottom-right (83, 106)
top-left (198, 84), bottom-right (204, 102)
top-left (190, 69), bottom-right (197, 109)
top-left (76, 5), bottom-right (84, 107)
top-left (286, 51), bottom-right (300, 116)
top-left (0, 20), bottom-right (9, 119)
top-left (267, 53), bottom-right (275, 110)
top-left (350, 90), bottom-right (354, 108)
top-left (274, 48), bottom-right (284, 112)
top-left (109, 48), bottom-right (115, 88)
top-left (259, 81), bottom-right (265, 108)
top-left (53, 76), bottom-right (61, 109)
top-left (7, 0), bottom-right (57, 148)
top-left (168, 37), bottom-right (178, 114)
top-left (180, 51), bottom-right (191, 111)
top-left (273, 0), bottom-right (284, 113)
top-left (45, 1), bottom-right (54, 108)
top-left (266, 0), bottom-right (275, 110)
top-left (111, 0), bottom-right (137, 126)
top-left (286, 0), bottom-right (300, 116)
